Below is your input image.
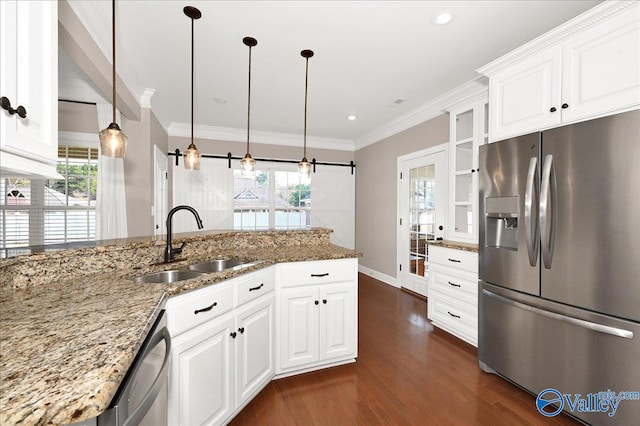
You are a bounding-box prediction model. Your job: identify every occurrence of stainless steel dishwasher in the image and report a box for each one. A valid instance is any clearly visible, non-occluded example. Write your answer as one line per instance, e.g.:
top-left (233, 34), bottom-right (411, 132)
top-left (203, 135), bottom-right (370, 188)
top-left (98, 309), bottom-right (171, 426)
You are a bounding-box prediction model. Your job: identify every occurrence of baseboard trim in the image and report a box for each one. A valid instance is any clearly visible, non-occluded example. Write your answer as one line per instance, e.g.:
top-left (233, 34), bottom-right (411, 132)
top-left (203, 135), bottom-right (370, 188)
top-left (400, 287), bottom-right (427, 301)
top-left (358, 265), bottom-right (399, 288)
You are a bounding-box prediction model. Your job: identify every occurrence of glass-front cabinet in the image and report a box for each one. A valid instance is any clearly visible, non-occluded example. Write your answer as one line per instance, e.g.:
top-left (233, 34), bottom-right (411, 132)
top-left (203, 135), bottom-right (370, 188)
top-left (446, 93), bottom-right (488, 243)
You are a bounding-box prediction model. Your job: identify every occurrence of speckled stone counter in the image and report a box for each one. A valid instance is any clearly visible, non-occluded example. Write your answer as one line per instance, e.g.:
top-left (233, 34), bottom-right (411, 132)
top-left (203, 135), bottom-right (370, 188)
top-left (427, 240), bottom-right (478, 253)
top-left (0, 229), bottom-right (360, 425)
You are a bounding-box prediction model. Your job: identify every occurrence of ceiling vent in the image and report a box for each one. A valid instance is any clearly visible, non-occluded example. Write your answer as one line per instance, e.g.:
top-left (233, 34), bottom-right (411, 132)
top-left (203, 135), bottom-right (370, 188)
top-left (387, 98), bottom-right (406, 107)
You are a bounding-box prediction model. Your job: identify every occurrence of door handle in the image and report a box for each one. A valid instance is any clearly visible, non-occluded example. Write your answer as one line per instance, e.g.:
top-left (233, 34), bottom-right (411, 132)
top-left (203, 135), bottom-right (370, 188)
top-left (540, 155), bottom-right (557, 269)
top-left (483, 289), bottom-right (633, 339)
top-left (524, 157), bottom-right (539, 267)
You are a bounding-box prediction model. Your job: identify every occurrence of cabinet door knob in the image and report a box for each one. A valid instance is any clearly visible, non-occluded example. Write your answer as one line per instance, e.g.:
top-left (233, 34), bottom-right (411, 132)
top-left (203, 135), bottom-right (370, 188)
top-left (549, 107), bottom-right (557, 113)
top-left (230, 332), bottom-right (237, 339)
top-left (314, 300), bottom-right (319, 305)
top-left (238, 327), bottom-right (245, 334)
top-left (0, 96), bottom-right (27, 119)
top-left (323, 299), bottom-right (327, 304)
top-left (561, 103), bottom-right (569, 109)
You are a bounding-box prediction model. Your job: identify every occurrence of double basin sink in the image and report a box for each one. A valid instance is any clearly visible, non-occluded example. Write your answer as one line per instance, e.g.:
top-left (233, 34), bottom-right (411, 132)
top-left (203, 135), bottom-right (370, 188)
top-left (134, 258), bottom-right (256, 284)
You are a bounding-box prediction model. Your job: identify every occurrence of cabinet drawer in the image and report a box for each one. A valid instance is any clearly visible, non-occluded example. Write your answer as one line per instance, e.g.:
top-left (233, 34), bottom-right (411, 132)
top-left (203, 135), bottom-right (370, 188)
top-left (428, 288), bottom-right (477, 344)
top-left (278, 258), bottom-right (356, 288)
top-left (428, 246), bottom-right (477, 273)
top-left (167, 282), bottom-right (234, 336)
top-left (234, 267), bottom-right (275, 307)
top-left (429, 267), bottom-right (478, 305)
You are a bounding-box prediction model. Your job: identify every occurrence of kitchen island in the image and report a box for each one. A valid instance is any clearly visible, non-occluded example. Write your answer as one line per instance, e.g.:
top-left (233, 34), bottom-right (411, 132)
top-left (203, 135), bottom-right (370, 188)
top-left (0, 228), bottom-right (360, 425)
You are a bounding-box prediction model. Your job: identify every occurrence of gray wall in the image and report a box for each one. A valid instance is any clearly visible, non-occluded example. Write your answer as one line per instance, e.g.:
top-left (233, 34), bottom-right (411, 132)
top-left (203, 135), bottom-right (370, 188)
top-left (354, 114), bottom-right (449, 279)
top-left (58, 101), bottom-right (97, 133)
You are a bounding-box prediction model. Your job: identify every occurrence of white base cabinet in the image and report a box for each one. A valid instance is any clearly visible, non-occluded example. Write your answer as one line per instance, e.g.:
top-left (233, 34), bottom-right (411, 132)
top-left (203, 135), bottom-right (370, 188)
top-left (277, 258), bottom-right (358, 375)
top-left (166, 258), bottom-right (358, 425)
top-left (427, 246), bottom-right (478, 347)
top-left (167, 267), bottom-right (275, 426)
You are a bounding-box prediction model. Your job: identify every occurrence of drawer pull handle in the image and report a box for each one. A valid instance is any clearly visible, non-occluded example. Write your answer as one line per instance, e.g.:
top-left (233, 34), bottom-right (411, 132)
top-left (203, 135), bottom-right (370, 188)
top-left (194, 301), bottom-right (217, 315)
top-left (448, 258), bottom-right (461, 263)
top-left (447, 311), bottom-right (461, 319)
top-left (311, 273), bottom-right (329, 277)
top-left (448, 281), bottom-right (461, 288)
top-left (249, 283), bottom-right (264, 292)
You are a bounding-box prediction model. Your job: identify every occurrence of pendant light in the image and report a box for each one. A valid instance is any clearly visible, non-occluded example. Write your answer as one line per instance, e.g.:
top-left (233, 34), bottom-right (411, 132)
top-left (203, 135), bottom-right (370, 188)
top-left (99, 0), bottom-right (128, 158)
top-left (183, 6), bottom-right (202, 170)
top-left (298, 49), bottom-right (314, 177)
top-left (240, 37), bottom-right (258, 174)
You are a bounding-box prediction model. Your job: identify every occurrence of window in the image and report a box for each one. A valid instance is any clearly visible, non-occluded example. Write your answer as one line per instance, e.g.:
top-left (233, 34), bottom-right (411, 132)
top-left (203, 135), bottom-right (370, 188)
top-left (0, 145), bottom-right (98, 248)
top-left (233, 168), bottom-right (311, 230)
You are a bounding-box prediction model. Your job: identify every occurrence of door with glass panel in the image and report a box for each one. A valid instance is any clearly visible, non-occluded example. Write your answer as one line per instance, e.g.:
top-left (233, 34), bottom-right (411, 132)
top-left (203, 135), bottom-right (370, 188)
top-left (397, 147), bottom-right (448, 296)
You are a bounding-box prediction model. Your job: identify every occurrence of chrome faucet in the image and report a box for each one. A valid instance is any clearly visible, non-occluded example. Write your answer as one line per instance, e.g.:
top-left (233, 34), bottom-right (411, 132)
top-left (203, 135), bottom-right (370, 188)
top-left (165, 205), bottom-right (203, 263)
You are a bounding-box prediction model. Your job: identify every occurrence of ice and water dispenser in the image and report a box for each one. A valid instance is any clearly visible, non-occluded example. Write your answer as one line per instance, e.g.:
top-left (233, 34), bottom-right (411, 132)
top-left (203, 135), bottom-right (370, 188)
top-left (484, 196), bottom-right (519, 251)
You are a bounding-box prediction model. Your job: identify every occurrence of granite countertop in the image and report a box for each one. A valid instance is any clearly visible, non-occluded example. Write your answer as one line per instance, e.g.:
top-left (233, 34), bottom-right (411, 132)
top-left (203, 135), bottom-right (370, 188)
top-left (0, 236), bottom-right (360, 425)
top-left (427, 240), bottom-right (479, 253)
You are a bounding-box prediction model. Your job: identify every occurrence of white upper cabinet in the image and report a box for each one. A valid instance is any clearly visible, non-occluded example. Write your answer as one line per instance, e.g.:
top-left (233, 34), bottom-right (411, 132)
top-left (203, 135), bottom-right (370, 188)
top-left (479, 1), bottom-right (640, 142)
top-left (0, 0), bottom-right (58, 178)
top-left (445, 92), bottom-right (488, 243)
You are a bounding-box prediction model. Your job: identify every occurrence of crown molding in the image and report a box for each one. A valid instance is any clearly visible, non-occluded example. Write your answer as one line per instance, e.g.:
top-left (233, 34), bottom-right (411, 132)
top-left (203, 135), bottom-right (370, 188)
top-left (167, 123), bottom-right (356, 152)
top-left (477, 0), bottom-right (637, 75)
top-left (354, 77), bottom-right (488, 151)
top-left (140, 88), bottom-right (156, 109)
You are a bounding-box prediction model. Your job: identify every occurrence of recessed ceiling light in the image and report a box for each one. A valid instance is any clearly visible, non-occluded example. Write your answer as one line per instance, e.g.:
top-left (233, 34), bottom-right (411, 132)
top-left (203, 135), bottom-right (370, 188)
top-left (212, 97), bottom-right (228, 104)
top-left (433, 10), bottom-right (454, 26)
top-left (346, 115), bottom-right (358, 121)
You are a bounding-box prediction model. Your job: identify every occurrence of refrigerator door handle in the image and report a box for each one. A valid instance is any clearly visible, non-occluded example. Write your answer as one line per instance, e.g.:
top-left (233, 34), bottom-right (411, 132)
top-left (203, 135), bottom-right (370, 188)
top-left (524, 157), bottom-right (539, 267)
top-left (540, 154), bottom-right (557, 269)
top-left (482, 289), bottom-right (634, 339)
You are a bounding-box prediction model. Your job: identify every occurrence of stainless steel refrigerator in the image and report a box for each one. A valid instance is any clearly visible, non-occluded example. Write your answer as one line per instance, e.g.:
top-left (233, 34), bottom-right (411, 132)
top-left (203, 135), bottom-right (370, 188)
top-left (478, 109), bottom-right (640, 425)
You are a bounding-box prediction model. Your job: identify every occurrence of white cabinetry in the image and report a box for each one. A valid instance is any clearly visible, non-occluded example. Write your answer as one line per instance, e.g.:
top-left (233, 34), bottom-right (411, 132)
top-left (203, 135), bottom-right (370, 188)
top-left (167, 267), bottom-right (275, 426)
top-left (480, 1), bottom-right (640, 142)
top-left (277, 258), bottom-right (358, 375)
top-left (445, 93), bottom-right (488, 243)
top-left (427, 246), bottom-right (478, 347)
top-left (0, 0), bottom-right (58, 177)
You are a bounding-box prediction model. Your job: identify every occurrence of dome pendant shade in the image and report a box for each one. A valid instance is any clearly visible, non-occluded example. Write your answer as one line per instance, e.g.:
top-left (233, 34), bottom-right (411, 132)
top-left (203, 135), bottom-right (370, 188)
top-left (240, 153), bottom-right (256, 173)
top-left (298, 157), bottom-right (311, 177)
top-left (99, 0), bottom-right (127, 158)
top-left (99, 122), bottom-right (128, 158)
top-left (184, 142), bottom-right (201, 170)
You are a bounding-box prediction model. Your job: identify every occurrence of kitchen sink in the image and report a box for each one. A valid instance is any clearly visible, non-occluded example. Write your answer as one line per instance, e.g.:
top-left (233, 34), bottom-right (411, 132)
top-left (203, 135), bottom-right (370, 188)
top-left (187, 257), bottom-right (251, 273)
top-left (134, 269), bottom-right (206, 284)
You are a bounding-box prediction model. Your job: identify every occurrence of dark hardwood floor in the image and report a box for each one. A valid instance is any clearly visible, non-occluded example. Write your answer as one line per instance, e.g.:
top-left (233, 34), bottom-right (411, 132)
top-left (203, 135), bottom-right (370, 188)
top-left (231, 273), bottom-right (580, 425)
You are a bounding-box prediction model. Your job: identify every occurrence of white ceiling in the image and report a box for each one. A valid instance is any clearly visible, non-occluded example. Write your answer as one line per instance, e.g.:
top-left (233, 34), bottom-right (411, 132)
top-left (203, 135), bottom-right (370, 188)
top-left (60, 0), bottom-right (602, 149)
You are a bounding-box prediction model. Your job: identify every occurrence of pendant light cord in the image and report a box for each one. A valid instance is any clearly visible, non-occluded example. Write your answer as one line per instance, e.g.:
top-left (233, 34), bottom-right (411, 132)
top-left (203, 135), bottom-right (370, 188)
top-left (191, 15), bottom-right (194, 146)
top-left (303, 56), bottom-right (309, 158)
top-left (246, 45), bottom-right (252, 155)
top-left (111, 0), bottom-right (116, 124)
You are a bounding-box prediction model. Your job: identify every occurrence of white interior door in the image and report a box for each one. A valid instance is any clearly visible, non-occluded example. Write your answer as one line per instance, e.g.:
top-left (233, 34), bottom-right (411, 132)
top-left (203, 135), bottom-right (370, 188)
top-left (397, 145), bottom-right (448, 296)
top-left (172, 157), bottom-right (233, 232)
top-left (311, 167), bottom-right (355, 249)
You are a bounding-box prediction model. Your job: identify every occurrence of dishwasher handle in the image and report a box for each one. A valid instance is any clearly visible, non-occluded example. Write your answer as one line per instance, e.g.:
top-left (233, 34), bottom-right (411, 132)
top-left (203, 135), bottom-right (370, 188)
top-left (123, 327), bottom-right (172, 426)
